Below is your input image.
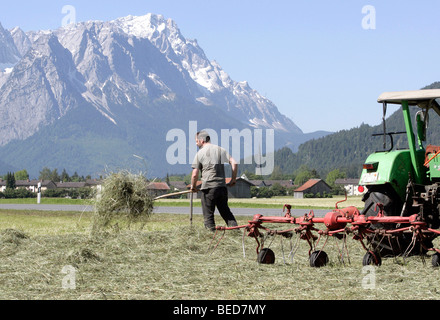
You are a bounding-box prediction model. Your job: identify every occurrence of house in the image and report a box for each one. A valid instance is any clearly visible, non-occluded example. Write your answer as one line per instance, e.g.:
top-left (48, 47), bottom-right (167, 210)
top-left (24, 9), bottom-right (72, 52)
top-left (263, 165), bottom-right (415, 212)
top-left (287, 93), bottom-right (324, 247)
top-left (169, 181), bottom-right (188, 192)
top-left (56, 181), bottom-right (88, 189)
top-left (335, 178), bottom-right (366, 196)
top-left (294, 179), bottom-right (332, 199)
top-left (190, 177), bottom-right (253, 199)
top-left (0, 180), bottom-right (57, 193)
top-left (248, 180), bottom-right (265, 187)
top-left (248, 180), bottom-right (295, 188)
top-left (146, 182), bottom-right (170, 198)
top-left (247, 179), bottom-right (297, 195)
top-left (259, 180), bottom-right (295, 188)
top-left (225, 178), bottom-right (254, 198)
top-left (56, 180), bottom-right (103, 194)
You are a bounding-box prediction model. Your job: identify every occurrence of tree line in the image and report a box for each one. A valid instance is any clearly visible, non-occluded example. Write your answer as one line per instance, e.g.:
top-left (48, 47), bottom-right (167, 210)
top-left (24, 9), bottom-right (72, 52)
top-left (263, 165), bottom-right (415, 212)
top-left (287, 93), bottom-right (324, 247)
top-left (0, 168), bottom-right (95, 199)
top-left (2, 167), bottom-right (94, 183)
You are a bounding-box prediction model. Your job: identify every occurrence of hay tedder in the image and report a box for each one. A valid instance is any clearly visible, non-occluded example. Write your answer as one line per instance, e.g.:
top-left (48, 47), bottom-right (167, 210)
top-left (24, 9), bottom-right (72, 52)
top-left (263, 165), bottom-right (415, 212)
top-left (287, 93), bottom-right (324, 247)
top-left (213, 89), bottom-right (440, 267)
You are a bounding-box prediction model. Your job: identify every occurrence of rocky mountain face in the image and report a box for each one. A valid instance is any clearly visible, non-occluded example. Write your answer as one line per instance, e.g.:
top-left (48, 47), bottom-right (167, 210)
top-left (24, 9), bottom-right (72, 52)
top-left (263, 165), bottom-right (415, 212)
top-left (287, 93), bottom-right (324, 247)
top-left (0, 23), bottom-right (20, 69)
top-left (0, 14), bottom-right (327, 178)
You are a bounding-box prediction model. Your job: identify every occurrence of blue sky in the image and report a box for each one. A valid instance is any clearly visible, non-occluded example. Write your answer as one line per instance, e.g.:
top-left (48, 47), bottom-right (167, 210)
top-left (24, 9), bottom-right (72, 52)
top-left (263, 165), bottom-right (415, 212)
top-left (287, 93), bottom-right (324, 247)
top-left (1, 0), bottom-right (440, 133)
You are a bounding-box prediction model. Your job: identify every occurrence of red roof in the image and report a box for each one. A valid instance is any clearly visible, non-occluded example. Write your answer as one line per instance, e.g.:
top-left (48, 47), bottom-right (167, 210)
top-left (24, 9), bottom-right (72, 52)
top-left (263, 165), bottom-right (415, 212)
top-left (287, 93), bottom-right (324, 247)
top-left (294, 179), bottom-right (322, 192)
top-left (147, 182), bottom-right (170, 191)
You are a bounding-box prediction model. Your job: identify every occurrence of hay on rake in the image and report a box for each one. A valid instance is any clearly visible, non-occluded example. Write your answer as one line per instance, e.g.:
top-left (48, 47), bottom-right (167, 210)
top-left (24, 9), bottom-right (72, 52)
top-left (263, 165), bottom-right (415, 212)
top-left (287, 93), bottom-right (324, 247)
top-left (91, 170), bottom-right (154, 233)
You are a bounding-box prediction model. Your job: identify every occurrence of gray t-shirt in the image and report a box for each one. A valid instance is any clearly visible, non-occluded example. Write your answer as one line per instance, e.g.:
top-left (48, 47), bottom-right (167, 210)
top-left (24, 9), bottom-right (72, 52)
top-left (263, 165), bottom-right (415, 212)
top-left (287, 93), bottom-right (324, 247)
top-left (192, 144), bottom-right (231, 190)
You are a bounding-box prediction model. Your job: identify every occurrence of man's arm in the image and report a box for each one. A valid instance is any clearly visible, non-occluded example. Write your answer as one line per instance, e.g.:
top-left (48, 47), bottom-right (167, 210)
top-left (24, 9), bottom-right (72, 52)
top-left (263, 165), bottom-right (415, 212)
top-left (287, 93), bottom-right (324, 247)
top-left (229, 156), bottom-right (238, 186)
top-left (191, 168), bottom-right (199, 192)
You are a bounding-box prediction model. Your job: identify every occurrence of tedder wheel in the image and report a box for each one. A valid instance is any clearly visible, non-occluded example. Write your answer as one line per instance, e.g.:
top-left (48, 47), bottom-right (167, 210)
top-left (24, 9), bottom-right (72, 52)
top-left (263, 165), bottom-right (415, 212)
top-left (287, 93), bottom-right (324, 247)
top-left (362, 251), bottom-right (382, 266)
top-left (257, 248), bottom-right (275, 264)
top-left (309, 250), bottom-right (329, 268)
top-left (432, 252), bottom-right (440, 267)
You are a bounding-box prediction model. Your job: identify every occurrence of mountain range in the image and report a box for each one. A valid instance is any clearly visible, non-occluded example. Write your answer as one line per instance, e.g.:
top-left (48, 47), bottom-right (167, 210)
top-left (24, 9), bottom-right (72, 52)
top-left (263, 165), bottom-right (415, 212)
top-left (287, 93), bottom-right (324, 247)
top-left (0, 14), bottom-right (329, 179)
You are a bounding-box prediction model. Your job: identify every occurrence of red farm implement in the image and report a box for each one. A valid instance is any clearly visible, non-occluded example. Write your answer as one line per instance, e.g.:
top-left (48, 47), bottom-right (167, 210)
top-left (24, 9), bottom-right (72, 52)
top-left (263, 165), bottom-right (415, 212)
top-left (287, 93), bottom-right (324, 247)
top-left (212, 201), bottom-right (440, 267)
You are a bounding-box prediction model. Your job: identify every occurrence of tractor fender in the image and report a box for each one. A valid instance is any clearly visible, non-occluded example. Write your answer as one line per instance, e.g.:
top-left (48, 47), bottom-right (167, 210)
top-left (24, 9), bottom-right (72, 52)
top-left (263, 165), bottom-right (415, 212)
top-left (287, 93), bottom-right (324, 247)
top-left (359, 149), bottom-right (425, 201)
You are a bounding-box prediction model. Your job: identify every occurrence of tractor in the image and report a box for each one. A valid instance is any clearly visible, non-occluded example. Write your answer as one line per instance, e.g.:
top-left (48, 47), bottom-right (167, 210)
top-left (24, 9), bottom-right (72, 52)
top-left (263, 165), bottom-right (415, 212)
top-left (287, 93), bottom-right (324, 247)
top-left (359, 89), bottom-right (440, 258)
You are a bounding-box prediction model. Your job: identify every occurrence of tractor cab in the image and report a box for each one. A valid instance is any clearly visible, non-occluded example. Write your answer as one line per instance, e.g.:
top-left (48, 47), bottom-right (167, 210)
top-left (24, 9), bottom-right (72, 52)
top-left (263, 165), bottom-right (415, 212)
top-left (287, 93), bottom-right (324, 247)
top-left (359, 89), bottom-right (440, 256)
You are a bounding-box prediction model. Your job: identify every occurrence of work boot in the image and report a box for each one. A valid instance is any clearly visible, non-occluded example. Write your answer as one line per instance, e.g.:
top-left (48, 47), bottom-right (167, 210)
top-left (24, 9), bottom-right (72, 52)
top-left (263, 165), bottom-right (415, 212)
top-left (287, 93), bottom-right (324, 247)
top-left (205, 224), bottom-right (216, 232)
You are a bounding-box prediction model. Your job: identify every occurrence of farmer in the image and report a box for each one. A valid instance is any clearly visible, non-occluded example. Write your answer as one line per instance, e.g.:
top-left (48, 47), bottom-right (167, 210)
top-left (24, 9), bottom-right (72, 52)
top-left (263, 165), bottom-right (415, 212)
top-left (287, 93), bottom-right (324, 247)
top-left (191, 130), bottom-right (238, 231)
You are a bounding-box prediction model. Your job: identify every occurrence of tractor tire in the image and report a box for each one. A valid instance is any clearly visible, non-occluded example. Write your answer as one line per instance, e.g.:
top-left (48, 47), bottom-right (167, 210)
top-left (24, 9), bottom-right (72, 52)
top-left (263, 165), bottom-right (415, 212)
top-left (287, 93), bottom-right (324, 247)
top-left (361, 186), bottom-right (405, 256)
top-left (361, 187), bottom-right (402, 229)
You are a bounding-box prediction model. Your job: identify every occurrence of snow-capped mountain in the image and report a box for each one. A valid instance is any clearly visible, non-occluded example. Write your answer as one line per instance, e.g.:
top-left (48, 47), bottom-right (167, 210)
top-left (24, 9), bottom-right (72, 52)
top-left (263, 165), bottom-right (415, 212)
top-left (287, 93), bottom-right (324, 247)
top-left (113, 14), bottom-right (302, 133)
top-left (0, 14), bottom-right (326, 177)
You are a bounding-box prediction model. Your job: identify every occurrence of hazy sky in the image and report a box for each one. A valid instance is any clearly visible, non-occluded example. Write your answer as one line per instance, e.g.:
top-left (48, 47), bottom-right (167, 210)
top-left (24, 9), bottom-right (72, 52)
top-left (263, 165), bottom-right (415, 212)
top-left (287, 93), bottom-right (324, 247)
top-left (1, 0), bottom-right (439, 133)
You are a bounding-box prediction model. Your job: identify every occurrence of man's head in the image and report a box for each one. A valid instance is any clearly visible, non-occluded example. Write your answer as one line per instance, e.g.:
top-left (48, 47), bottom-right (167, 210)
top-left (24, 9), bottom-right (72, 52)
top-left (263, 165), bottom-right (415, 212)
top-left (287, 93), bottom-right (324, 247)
top-left (196, 131), bottom-right (211, 148)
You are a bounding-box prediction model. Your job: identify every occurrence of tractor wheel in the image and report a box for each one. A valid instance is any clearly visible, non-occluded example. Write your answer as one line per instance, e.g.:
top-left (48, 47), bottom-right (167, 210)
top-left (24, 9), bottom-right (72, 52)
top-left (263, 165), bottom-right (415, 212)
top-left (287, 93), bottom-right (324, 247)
top-left (309, 250), bottom-right (329, 268)
top-left (432, 252), bottom-right (440, 267)
top-left (361, 187), bottom-right (402, 229)
top-left (257, 248), bottom-right (275, 264)
top-left (362, 250), bottom-right (382, 266)
top-left (361, 186), bottom-right (405, 256)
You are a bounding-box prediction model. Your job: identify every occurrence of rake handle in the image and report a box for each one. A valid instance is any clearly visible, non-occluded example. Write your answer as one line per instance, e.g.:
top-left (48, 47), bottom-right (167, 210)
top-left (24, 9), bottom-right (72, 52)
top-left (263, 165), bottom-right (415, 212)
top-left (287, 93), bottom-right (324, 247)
top-left (153, 190), bottom-right (193, 200)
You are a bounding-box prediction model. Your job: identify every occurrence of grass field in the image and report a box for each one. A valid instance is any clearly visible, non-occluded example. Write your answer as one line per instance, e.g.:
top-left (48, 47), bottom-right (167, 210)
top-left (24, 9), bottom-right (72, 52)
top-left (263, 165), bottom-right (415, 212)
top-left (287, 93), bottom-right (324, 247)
top-left (0, 195), bottom-right (365, 209)
top-left (156, 195), bottom-right (365, 209)
top-left (1, 200), bottom-right (440, 302)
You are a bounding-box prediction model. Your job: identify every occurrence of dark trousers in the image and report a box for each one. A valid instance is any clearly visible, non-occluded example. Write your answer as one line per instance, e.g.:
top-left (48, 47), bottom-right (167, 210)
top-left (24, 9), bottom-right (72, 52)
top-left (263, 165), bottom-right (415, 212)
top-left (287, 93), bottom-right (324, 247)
top-left (201, 187), bottom-right (237, 230)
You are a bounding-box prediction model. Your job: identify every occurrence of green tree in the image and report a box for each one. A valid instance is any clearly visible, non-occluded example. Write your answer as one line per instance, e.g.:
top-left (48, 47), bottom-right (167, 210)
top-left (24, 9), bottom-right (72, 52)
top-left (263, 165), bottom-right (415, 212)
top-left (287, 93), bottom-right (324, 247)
top-left (6, 172), bottom-right (16, 189)
top-left (325, 169), bottom-right (346, 188)
top-left (271, 183), bottom-right (286, 196)
top-left (61, 169), bottom-right (70, 182)
top-left (39, 167), bottom-right (61, 181)
top-left (50, 168), bottom-right (60, 182)
top-left (14, 169), bottom-right (29, 180)
top-left (71, 171), bottom-right (80, 182)
top-left (294, 165), bottom-right (320, 186)
top-left (269, 166), bottom-right (284, 180)
top-left (39, 167), bottom-right (52, 180)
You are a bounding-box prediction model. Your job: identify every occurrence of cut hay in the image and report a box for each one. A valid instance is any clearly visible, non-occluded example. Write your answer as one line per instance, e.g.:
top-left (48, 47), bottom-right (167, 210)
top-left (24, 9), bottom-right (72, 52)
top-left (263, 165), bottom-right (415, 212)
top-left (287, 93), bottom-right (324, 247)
top-left (66, 247), bottom-right (102, 264)
top-left (91, 170), bottom-right (154, 233)
top-left (0, 228), bottom-right (29, 245)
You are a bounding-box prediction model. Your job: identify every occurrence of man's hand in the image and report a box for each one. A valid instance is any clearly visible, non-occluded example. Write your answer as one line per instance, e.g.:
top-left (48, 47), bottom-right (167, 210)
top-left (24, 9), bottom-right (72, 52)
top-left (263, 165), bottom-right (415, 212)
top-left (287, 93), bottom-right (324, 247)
top-left (229, 177), bottom-right (237, 187)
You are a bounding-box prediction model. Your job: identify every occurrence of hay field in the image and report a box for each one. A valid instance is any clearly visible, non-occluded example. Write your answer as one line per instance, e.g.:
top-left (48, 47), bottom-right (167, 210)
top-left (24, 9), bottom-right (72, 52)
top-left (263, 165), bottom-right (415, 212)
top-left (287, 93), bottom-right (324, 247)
top-left (1, 209), bottom-right (440, 300)
top-left (157, 195), bottom-right (365, 209)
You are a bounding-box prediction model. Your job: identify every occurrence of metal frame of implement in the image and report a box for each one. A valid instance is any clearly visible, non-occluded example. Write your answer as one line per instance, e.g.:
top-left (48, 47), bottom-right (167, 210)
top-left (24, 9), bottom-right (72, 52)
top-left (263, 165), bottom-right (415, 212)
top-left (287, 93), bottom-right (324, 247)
top-left (212, 202), bottom-right (440, 267)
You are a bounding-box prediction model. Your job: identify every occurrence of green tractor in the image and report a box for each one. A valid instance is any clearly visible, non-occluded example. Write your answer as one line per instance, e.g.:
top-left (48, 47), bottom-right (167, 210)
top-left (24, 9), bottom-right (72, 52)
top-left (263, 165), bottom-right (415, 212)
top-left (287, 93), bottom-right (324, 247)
top-left (359, 89), bottom-right (440, 257)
